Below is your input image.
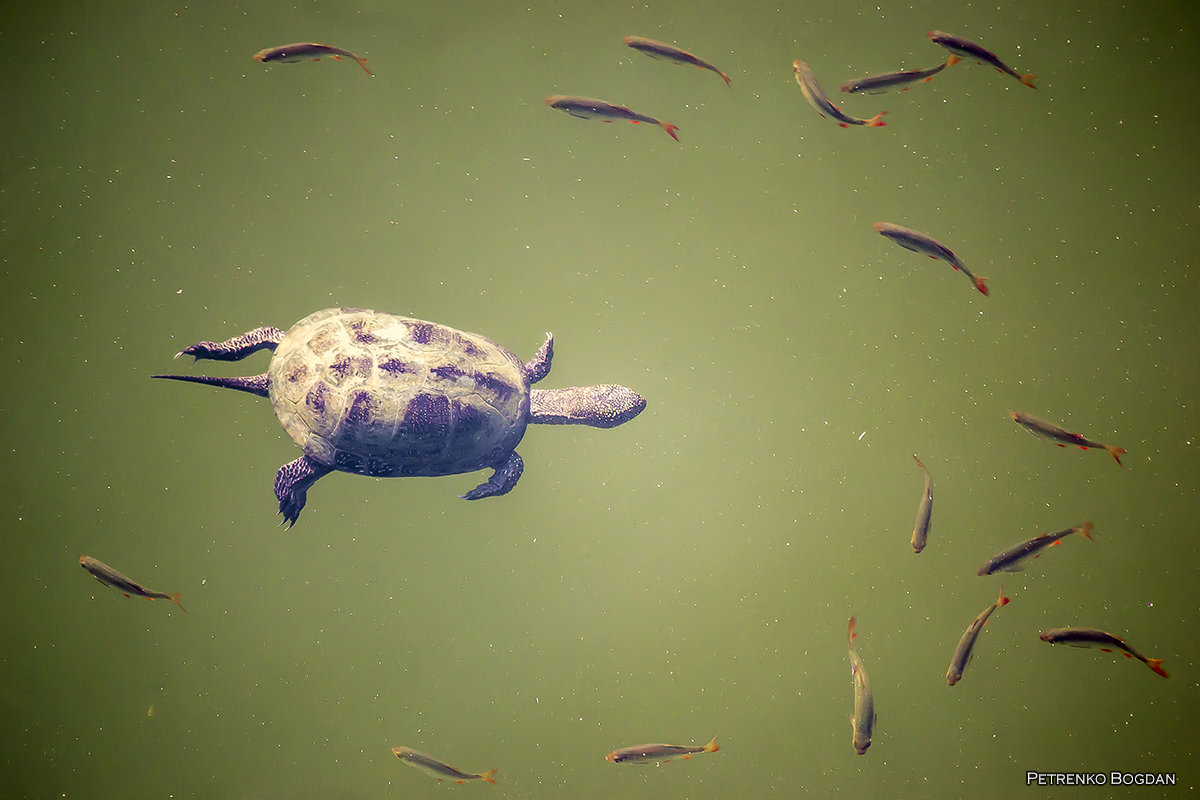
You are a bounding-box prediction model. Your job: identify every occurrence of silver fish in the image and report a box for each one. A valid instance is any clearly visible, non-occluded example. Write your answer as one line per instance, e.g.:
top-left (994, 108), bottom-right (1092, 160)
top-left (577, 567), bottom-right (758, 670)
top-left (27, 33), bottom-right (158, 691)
top-left (946, 589), bottom-right (1010, 686)
top-left (79, 556), bottom-right (185, 611)
top-left (544, 95), bottom-right (680, 141)
top-left (927, 31), bottom-right (1035, 89)
top-left (911, 455), bottom-right (933, 554)
top-left (606, 736), bottom-right (719, 764)
top-left (391, 746), bottom-right (497, 783)
top-left (977, 522), bottom-right (1093, 576)
top-left (1009, 411), bottom-right (1126, 465)
top-left (792, 60), bottom-right (887, 128)
top-left (840, 59), bottom-right (952, 94)
top-left (253, 43), bottom-right (371, 76)
top-left (847, 617), bottom-right (875, 755)
top-left (874, 222), bottom-right (989, 296)
top-left (1039, 628), bottom-right (1168, 678)
top-left (624, 35), bottom-right (730, 86)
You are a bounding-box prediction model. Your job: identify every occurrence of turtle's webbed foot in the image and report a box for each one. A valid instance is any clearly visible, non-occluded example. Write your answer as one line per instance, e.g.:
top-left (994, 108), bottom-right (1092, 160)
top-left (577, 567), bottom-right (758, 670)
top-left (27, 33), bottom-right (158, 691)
top-left (274, 455), bottom-right (332, 529)
top-left (461, 451), bottom-right (524, 500)
top-left (174, 326), bottom-right (285, 362)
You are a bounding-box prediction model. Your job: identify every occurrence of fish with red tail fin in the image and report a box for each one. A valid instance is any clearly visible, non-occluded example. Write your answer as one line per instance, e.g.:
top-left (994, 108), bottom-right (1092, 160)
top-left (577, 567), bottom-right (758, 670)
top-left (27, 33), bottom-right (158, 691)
top-left (1010, 411), bottom-right (1126, 465)
top-left (1040, 628), bottom-right (1168, 678)
top-left (545, 95), bottom-right (680, 141)
top-left (874, 222), bottom-right (989, 295)
top-left (80, 556), bottom-right (185, 612)
top-left (977, 522), bottom-right (1093, 576)
top-left (927, 31), bottom-right (1035, 89)
top-left (624, 35), bottom-right (730, 86)
top-left (793, 60), bottom-right (887, 128)
top-left (946, 588), bottom-right (1011, 686)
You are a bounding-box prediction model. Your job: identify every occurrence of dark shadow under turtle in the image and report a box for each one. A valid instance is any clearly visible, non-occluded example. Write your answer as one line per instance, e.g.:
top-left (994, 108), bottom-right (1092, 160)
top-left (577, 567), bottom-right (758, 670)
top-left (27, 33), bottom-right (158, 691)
top-left (154, 307), bottom-right (646, 527)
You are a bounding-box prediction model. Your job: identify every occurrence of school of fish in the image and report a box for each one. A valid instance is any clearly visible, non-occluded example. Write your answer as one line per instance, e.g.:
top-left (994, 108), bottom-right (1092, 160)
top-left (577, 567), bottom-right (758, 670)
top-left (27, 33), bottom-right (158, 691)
top-left (79, 24), bottom-right (1166, 785)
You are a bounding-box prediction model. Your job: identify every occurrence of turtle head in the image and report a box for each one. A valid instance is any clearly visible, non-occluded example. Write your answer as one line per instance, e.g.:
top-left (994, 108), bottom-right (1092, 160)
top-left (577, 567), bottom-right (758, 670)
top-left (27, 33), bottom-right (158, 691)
top-left (529, 384), bottom-right (646, 428)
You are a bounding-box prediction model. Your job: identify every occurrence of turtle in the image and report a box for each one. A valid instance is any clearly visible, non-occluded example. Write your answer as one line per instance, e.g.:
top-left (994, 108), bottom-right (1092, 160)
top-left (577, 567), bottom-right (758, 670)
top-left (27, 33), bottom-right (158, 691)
top-left (153, 307), bottom-right (646, 527)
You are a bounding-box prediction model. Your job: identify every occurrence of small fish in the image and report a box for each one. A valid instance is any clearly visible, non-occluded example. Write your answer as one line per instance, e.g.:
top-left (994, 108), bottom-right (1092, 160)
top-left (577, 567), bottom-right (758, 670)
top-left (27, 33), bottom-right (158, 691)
top-left (911, 455), bottom-right (933, 554)
top-left (927, 31), bottom-right (1035, 89)
top-left (544, 95), bottom-right (680, 141)
top-left (792, 60), bottom-right (887, 128)
top-left (623, 35), bottom-right (730, 86)
top-left (79, 556), bottom-right (185, 611)
top-left (946, 589), bottom-right (1011, 686)
top-left (840, 59), bottom-right (952, 94)
top-left (1039, 628), bottom-right (1168, 678)
top-left (1009, 411), bottom-right (1126, 465)
top-left (874, 222), bottom-right (989, 296)
top-left (253, 43), bottom-right (372, 76)
top-left (391, 746), bottom-right (497, 784)
top-left (847, 617), bottom-right (875, 755)
top-left (977, 522), bottom-right (1093, 576)
top-left (605, 736), bottom-right (719, 764)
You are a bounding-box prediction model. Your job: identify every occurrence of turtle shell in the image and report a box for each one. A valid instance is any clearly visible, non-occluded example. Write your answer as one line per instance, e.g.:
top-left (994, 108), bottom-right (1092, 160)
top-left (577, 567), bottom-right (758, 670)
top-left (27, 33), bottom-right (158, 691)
top-left (268, 308), bottom-right (530, 478)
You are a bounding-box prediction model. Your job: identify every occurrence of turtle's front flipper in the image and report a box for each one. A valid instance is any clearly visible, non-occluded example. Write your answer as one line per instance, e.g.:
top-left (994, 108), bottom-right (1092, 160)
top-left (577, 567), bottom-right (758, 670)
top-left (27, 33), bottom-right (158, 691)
top-left (176, 326), bottom-right (285, 361)
top-left (274, 455), bottom-right (333, 528)
top-left (524, 333), bottom-right (554, 384)
top-left (461, 451), bottom-right (524, 500)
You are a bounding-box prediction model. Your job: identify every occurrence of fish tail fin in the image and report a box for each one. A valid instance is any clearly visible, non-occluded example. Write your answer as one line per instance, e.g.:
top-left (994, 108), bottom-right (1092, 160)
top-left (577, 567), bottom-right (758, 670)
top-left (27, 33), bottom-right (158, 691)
top-left (974, 276), bottom-right (990, 296)
top-left (1107, 446), bottom-right (1126, 466)
top-left (948, 56), bottom-right (962, 66)
top-left (1146, 658), bottom-right (1169, 678)
top-left (1077, 521), bottom-right (1095, 541)
top-left (480, 769), bottom-right (498, 783)
top-left (703, 736), bottom-right (720, 753)
top-left (720, 71), bottom-right (731, 87)
top-left (848, 616), bottom-right (858, 642)
top-left (660, 122), bottom-right (681, 141)
top-left (997, 587), bottom-right (1011, 607)
top-left (171, 593), bottom-right (186, 612)
top-left (866, 111), bottom-right (888, 127)
top-left (1020, 73), bottom-right (1037, 89)
top-left (357, 58), bottom-right (373, 76)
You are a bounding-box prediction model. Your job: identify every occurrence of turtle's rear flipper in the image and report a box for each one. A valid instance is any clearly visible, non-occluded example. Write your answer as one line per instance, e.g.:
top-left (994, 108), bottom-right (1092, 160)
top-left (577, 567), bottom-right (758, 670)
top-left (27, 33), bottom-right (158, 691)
top-left (461, 451), bottom-right (524, 500)
top-left (176, 326), bottom-right (285, 361)
top-left (275, 455), bottom-right (333, 528)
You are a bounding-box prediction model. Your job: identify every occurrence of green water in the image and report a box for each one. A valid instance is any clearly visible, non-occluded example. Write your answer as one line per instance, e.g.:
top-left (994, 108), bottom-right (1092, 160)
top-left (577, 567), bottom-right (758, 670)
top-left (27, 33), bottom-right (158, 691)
top-left (2, 1), bottom-right (1197, 797)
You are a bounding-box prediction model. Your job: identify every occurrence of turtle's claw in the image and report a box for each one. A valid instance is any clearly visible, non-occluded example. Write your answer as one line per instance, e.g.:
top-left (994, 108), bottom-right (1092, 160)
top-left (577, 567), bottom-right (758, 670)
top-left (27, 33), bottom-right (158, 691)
top-left (175, 341), bottom-right (216, 361)
top-left (277, 493), bottom-right (304, 528)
